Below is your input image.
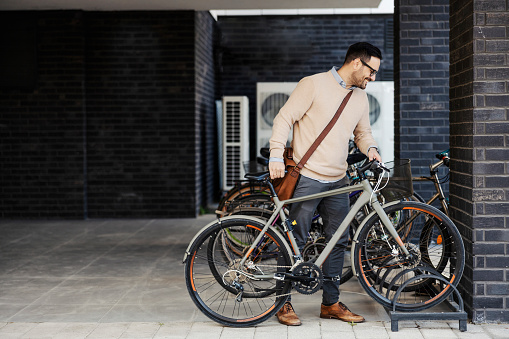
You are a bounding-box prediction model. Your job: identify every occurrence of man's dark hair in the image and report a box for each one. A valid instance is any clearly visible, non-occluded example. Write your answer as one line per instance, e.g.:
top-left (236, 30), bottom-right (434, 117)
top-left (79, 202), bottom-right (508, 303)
top-left (343, 42), bottom-right (383, 64)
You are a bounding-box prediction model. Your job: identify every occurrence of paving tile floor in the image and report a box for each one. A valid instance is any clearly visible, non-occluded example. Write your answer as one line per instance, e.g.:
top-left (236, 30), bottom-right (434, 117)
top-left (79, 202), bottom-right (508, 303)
top-left (0, 215), bottom-right (508, 338)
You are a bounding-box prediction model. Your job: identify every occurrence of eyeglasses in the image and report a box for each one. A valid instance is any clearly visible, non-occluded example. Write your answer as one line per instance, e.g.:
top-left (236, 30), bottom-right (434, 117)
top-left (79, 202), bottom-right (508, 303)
top-left (360, 59), bottom-right (378, 77)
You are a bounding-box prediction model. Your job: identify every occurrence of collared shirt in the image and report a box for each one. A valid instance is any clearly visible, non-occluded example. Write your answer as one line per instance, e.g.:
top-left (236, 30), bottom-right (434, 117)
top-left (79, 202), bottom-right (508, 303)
top-left (330, 66), bottom-right (357, 90)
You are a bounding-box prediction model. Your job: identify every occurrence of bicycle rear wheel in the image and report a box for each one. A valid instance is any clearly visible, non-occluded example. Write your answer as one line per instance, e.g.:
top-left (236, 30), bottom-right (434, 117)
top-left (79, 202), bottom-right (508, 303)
top-left (185, 217), bottom-right (292, 327)
top-left (217, 182), bottom-right (271, 214)
top-left (353, 201), bottom-right (464, 312)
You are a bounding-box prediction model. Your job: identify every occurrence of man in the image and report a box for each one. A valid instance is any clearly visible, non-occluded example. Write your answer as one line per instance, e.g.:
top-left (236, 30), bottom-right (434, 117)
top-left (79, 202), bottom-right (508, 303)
top-left (269, 42), bottom-right (383, 326)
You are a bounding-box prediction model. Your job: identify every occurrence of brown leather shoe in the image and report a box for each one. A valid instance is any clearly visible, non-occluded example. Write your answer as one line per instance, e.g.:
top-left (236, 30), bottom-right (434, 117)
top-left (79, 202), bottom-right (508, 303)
top-left (320, 302), bottom-right (365, 323)
top-left (276, 302), bottom-right (302, 326)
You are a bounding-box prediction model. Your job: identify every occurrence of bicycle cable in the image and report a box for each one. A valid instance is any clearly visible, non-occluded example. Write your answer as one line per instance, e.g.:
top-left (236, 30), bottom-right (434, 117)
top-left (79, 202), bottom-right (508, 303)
top-left (438, 172), bottom-right (450, 184)
top-left (370, 162), bottom-right (390, 202)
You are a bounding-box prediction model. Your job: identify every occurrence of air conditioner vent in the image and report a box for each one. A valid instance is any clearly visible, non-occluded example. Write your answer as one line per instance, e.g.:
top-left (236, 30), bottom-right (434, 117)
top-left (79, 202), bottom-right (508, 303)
top-left (222, 96), bottom-right (249, 191)
top-left (225, 101), bottom-right (241, 143)
top-left (256, 83), bottom-right (297, 152)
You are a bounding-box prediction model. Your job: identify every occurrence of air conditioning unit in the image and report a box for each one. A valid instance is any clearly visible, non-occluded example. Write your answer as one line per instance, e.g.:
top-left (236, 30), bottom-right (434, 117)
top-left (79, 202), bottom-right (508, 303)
top-left (365, 81), bottom-right (394, 161)
top-left (256, 82), bottom-right (298, 153)
top-left (222, 96), bottom-right (249, 191)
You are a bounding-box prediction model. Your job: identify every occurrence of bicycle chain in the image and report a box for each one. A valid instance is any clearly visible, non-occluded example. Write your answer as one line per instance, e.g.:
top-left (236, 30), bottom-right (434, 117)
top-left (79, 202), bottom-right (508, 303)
top-left (228, 263), bottom-right (321, 300)
top-left (248, 263), bottom-right (292, 268)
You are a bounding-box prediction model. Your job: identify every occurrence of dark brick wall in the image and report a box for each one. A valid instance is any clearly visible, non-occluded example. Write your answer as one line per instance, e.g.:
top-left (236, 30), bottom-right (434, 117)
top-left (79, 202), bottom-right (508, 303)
top-left (0, 10), bottom-right (217, 218)
top-left (0, 11), bottom-right (86, 218)
top-left (394, 0), bottom-right (451, 204)
top-left (85, 11), bottom-right (198, 218)
top-left (216, 15), bottom-right (394, 159)
top-left (195, 12), bottom-right (219, 212)
top-left (450, 0), bottom-right (509, 323)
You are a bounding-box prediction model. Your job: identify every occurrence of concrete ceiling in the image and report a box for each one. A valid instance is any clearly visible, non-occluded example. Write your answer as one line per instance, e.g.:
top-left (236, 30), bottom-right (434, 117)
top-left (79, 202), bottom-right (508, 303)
top-left (0, 0), bottom-right (382, 11)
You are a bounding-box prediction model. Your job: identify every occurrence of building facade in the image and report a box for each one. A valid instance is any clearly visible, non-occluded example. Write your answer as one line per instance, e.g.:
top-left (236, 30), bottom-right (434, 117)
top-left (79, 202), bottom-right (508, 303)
top-left (0, 0), bottom-right (508, 322)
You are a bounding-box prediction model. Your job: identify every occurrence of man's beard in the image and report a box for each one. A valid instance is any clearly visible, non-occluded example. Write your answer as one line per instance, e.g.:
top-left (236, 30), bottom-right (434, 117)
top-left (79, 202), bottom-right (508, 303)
top-left (353, 71), bottom-right (370, 89)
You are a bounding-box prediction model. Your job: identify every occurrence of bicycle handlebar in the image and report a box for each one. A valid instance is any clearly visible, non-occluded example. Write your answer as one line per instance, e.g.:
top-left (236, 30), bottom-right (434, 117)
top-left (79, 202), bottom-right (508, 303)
top-left (435, 149), bottom-right (449, 160)
top-left (257, 148), bottom-right (367, 166)
top-left (245, 160), bottom-right (387, 183)
top-left (357, 159), bottom-right (388, 174)
top-left (435, 149), bottom-right (450, 168)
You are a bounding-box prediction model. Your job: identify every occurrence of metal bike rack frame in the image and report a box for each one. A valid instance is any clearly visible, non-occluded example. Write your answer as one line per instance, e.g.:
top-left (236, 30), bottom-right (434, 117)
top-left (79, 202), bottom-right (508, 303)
top-left (386, 273), bottom-right (468, 332)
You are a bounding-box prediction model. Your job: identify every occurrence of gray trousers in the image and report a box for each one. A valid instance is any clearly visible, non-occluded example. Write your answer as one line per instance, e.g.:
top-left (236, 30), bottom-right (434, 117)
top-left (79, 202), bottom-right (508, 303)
top-left (288, 175), bottom-right (350, 305)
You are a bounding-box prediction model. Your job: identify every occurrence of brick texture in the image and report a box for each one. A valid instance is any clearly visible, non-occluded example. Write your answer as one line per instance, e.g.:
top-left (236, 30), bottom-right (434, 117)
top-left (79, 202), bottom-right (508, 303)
top-left (0, 11), bottom-right (86, 218)
top-left (0, 10), bottom-right (217, 218)
top-left (394, 0), bottom-right (451, 204)
top-left (195, 12), bottom-right (219, 213)
top-left (85, 11), bottom-right (200, 218)
top-left (450, 0), bottom-right (509, 323)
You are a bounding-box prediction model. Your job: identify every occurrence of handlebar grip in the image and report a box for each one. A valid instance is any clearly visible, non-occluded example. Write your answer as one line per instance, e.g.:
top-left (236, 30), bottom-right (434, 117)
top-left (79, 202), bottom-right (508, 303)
top-left (435, 149), bottom-right (450, 160)
top-left (357, 160), bottom-right (390, 177)
top-left (357, 159), bottom-right (374, 173)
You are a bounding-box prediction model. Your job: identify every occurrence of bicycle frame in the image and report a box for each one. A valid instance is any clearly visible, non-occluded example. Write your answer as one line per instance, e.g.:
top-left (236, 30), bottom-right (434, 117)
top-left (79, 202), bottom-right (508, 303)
top-left (238, 177), bottom-right (411, 279)
top-left (413, 158), bottom-right (449, 215)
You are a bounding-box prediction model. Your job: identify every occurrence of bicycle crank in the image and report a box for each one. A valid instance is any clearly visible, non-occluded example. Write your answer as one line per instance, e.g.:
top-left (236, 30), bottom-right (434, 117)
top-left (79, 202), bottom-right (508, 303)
top-left (274, 262), bottom-right (323, 295)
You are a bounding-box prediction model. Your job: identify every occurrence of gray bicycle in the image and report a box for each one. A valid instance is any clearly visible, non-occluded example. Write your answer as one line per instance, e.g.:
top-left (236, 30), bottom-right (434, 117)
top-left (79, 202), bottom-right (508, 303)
top-left (183, 160), bottom-right (465, 327)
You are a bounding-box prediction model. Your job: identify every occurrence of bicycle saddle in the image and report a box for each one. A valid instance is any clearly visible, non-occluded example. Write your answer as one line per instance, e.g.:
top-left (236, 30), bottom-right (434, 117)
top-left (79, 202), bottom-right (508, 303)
top-left (244, 171), bottom-right (270, 181)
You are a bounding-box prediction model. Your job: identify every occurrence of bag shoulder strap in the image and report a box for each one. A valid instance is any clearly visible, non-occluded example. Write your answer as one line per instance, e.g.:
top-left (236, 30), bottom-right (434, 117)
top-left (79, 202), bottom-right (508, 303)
top-left (297, 90), bottom-right (353, 169)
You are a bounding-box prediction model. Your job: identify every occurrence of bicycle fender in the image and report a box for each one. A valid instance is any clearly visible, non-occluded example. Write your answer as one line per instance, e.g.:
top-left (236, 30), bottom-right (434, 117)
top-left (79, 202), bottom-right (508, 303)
top-left (182, 215), bottom-right (294, 265)
top-left (350, 200), bottom-right (401, 277)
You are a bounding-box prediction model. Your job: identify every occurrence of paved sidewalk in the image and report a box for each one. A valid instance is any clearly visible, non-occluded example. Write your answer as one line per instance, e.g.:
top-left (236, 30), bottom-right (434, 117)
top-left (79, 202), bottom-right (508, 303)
top-left (0, 216), bottom-right (508, 338)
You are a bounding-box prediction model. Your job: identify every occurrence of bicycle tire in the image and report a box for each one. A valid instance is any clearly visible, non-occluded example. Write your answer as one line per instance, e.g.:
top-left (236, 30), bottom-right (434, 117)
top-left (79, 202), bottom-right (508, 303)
top-left (353, 201), bottom-right (464, 312)
top-left (217, 182), bottom-right (271, 214)
top-left (185, 217), bottom-right (292, 327)
top-left (223, 193), bottom-right (274, 214)
top-left (341, 190), bottom-right (423, 285)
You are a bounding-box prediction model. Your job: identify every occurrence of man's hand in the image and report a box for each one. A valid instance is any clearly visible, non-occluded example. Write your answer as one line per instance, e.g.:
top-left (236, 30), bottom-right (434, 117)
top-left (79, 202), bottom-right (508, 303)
top-left (269, 161), bottom-right (286, 179)
top-left (368, 148), bottom-right (382, 162)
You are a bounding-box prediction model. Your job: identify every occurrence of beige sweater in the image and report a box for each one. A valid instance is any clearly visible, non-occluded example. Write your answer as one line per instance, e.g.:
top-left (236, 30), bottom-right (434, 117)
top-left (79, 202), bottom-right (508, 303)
top-left (269, 70), bottom-right (377, 181)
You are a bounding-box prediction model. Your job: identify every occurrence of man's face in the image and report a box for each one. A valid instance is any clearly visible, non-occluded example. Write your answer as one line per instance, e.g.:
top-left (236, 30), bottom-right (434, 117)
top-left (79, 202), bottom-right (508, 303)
top-left (353, 57), bottom-right (380, 89)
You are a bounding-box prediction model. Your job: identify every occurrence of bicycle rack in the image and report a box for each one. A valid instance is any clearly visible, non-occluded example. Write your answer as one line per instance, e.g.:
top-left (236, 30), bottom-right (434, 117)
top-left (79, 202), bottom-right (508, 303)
top-left (386, 273), bottom-right (467, 332)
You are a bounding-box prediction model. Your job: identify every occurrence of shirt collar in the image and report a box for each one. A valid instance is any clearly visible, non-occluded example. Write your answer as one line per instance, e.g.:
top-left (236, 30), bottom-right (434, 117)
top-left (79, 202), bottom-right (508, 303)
top-left (331, 66), bottom-right (357, 90)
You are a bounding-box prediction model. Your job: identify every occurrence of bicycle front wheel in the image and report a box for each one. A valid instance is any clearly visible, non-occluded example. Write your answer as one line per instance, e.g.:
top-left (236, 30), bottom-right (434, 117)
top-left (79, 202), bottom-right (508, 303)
top-left (185, 217), bottom-right (292, 327)
top-left (353, 201), bottom-right (464, 312)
